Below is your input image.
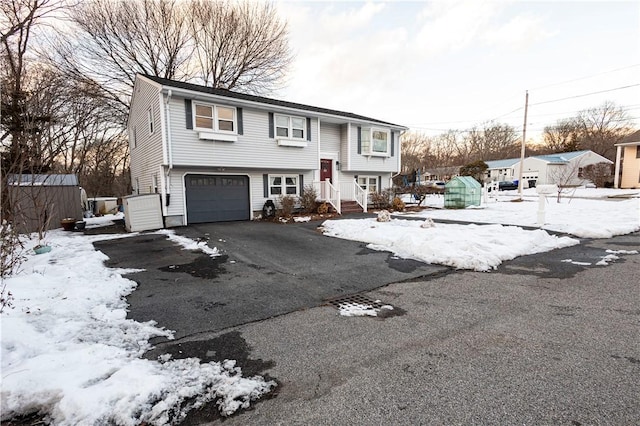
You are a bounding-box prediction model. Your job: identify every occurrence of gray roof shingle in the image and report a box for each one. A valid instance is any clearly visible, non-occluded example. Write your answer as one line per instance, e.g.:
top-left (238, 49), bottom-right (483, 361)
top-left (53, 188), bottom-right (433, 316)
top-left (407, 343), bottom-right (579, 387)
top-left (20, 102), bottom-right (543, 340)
top-left (140, 74), bottom-right (406, 128)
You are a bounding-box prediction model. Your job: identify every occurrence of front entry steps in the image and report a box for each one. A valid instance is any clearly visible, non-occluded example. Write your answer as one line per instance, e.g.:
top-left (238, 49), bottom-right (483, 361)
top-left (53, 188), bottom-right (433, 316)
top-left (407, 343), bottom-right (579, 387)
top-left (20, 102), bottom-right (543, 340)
top-left (340, 200), bottom-right (364, 214)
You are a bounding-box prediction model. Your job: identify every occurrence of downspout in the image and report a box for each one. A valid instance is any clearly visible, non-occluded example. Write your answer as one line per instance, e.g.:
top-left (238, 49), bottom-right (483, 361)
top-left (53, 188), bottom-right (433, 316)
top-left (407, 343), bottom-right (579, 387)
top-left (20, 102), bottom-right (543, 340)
top-left (164, 89), bottom-right (173, 206)
top-left (390, 129), bottom-right (406, 188)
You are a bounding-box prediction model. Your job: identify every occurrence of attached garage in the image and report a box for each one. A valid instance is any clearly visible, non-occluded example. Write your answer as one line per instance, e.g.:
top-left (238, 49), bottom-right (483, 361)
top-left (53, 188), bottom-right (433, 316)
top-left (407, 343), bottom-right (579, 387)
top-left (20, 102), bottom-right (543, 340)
top-left (185, 174), bottom-right (250, 223)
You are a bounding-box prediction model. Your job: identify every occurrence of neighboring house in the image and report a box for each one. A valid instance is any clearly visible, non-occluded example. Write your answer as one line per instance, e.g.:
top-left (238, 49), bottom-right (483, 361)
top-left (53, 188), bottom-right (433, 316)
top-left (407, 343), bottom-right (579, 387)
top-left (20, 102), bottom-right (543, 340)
top-left (485, 150), bottom-right (612, 187)
top-left (484, 158), bottom-right (521, 182)
top-left (127, 74), bottom-right (407, 226)
top-left (614, 130), bottom-right (640, 189)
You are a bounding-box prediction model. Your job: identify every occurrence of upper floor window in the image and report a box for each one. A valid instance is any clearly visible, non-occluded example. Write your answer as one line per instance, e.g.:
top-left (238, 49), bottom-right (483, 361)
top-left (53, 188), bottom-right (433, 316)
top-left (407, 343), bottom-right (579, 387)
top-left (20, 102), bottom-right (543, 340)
top-left (636, 145), bottom-right (640, 159)
top-left (275, 114), bottom-right (305, 140)
top-left (361, 127), bottom-right (390, 156)
top-left (194, 103), bottom-right (236, 133)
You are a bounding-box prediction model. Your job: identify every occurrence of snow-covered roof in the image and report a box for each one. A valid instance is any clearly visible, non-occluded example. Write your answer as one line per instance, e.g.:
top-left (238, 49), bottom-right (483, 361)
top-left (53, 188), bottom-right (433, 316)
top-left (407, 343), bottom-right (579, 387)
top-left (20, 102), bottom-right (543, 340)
top-left (7, 174), bottom-right (79, 186)
top-left (484, 158), bottom-right (521, 169)
top-left (531, 150), bottom-right (590, 164)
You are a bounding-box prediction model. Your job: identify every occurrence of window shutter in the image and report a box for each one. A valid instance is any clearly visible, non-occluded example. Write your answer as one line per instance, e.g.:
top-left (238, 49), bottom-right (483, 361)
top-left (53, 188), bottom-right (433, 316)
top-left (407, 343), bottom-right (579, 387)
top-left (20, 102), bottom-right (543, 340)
top-left (357, 126), bottom-right (362, 154)
top-left (390, 131), bottom-right (395, 157)
top-left (378, 176), bottom-right (382, 192)
top-left (263, 174), bottom-right (269, 198)
top-left (185, 99), bottom-right (193, 130)
top-left (306, 118), bottom-right (311, 141)
top-left (237, 108), bottom-right (243, 135)
top-left (268, 112), bottom-right (274, 138)
top-left (299, 174), bottom-right (304, 194)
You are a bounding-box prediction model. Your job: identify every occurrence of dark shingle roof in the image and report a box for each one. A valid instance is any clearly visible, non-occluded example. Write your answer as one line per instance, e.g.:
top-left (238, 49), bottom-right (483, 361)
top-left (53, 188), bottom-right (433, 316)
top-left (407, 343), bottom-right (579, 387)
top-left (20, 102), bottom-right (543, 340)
top-left (140, 74), bottom-right (405, 128)
top-left (618, 129), bottom-right (640, 144)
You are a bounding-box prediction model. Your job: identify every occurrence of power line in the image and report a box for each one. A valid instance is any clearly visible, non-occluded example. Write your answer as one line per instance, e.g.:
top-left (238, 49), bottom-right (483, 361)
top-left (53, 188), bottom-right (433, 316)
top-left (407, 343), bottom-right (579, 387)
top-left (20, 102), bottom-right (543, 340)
top-left (530, 84), bottom-right (640, 106)
top-left (530, 64), bottom-right (640, 91)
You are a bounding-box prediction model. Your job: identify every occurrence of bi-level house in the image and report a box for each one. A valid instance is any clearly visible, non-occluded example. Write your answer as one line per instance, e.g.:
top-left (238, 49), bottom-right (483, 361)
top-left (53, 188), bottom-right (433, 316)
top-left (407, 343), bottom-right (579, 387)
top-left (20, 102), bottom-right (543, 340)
top-left (127, 74), bottom-right (407, 226)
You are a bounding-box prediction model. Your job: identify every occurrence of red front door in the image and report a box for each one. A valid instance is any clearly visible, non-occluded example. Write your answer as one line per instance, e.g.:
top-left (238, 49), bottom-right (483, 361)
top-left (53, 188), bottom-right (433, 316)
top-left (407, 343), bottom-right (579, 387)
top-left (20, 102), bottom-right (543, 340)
top-left (320, 159), bottom-right (333, 183)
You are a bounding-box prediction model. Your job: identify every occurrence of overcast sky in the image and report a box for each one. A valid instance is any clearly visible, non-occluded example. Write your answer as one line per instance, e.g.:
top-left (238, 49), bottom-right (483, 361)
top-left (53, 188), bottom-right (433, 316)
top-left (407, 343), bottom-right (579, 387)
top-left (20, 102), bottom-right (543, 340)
top-left (276, 1), bottom-right (640, 141)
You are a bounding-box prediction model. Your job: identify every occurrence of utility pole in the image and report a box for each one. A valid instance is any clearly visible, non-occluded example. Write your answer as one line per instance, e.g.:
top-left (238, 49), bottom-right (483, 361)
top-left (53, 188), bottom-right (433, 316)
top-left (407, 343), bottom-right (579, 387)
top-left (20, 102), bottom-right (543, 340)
top-left (517, 90), bottom-right (529, 197)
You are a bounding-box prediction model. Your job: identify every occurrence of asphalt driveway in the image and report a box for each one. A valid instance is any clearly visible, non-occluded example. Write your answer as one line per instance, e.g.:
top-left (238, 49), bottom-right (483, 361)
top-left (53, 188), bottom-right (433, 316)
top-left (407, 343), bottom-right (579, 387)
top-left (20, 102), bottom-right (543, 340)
top-left (93, 218), bottom-right (447, 341)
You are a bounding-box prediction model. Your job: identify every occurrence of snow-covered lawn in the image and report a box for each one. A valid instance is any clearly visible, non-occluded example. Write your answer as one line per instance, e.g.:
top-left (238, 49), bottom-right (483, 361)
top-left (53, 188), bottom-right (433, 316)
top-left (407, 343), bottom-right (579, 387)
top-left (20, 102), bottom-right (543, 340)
top-left (1, 215), bottom-right (275, 425)
top-left (321, 187), bottom-right (639, 271)
top-left (2, 187), bottom-right (638, 424)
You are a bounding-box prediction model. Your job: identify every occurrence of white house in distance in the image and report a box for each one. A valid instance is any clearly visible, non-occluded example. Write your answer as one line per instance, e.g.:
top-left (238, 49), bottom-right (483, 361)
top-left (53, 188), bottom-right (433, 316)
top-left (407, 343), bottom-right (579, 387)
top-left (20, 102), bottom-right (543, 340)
top-left (485, 150), bottom-right (612, 187)
top-left (127, 74), bottom-right (407, 226)
top-left (614, 130), bottom-right (640, 189)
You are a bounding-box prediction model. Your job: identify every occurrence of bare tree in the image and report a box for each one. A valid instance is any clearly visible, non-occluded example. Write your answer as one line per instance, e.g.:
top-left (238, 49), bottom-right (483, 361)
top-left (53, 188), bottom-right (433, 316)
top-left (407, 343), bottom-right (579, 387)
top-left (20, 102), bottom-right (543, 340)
top-left (50, 0), bottom-right (191, 121)
top-left (576, 101), bottom-right (633, 161)
top-left (189, 0), bottom-right (291, 94)
top-left (467, 122), bottom-right (519, 162)
top-left (542, 118), bottom-right (581, 153)
top-left (400, 132), bottom-right (431, 174)
top-left (541, 102), bottom-right (633, 160)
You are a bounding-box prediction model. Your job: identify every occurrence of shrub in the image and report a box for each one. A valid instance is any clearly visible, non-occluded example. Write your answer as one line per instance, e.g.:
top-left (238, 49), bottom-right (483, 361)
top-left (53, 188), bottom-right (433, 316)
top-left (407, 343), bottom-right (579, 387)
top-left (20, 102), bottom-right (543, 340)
top-left (391, 197), bottom-right (405, 211)
top-left (370, 189), bottom-right (393, 209)
top-left (299, 185), bottom-right (318, 213)
top-left (278, 195), bottom-right (295, 218)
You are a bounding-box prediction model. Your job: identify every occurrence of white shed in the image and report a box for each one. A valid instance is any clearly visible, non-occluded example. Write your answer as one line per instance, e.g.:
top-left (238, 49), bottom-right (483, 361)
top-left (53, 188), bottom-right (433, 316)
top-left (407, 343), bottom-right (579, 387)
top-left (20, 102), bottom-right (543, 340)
top-left (123, 194), bottom-right (163, 232)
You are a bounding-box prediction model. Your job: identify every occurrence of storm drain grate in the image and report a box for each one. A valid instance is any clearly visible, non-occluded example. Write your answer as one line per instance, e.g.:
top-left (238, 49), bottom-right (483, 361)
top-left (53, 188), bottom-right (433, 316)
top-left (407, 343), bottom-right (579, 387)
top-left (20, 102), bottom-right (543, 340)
top-left (326, 294), bottom-right (384, 309)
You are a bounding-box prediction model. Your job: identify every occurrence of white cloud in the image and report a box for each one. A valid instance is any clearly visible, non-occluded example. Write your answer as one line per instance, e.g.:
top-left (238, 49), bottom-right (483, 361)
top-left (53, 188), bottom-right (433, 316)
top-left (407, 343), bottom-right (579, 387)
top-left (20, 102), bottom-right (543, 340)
top-left (482, 14), bottom-right (555, 49)
top-left (414, 0), bottom-right (505, 54)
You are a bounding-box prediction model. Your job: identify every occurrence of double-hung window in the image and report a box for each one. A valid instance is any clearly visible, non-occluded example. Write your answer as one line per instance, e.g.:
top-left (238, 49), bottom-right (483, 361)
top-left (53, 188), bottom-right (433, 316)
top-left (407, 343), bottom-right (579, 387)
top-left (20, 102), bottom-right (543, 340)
top-left (357, 176), bottom-right (378, 194)
top-left (361, 127), bottom-right (390, 156)
top-left (194, 103), bottom-right (236, 133)
top-left (269, 175), bottom-right (298, 196)
top-left (275, 115), bottom-right (306, 140)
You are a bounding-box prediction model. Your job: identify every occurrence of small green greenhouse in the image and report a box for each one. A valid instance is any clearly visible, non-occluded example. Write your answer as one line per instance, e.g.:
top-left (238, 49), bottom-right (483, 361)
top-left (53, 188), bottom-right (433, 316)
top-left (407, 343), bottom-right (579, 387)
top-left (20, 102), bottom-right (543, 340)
top-left (444, 176), bottom-right (481, 209)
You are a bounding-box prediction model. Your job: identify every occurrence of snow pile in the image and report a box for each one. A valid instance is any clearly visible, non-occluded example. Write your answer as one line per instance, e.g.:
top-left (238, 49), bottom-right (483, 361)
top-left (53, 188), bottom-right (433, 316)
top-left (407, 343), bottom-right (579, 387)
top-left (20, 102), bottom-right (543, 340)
top-left (338, 302), bottom-right (393, 317)
top-left (322, 218), bottom-right (579, 272)
top-left (399, 192), bottom-right (639, 239)
top-left (1, 224), bottom-right (275, 424)
top-left (156, 229), bottom-right (220, 258)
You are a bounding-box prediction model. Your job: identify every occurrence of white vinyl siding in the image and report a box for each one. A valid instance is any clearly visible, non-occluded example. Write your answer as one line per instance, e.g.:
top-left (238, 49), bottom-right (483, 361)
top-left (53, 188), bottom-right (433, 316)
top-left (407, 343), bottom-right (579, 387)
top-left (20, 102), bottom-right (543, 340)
top-left (347, 124), bottom-right (399, 173)
top-left (166, 169), bottom-right (315, 223)
top-left (320, 123), bottom-right (341, 152)
top-left (170, 98), bottom-right (317, 170)
top-left (128, 78), bottom-right (165, 196)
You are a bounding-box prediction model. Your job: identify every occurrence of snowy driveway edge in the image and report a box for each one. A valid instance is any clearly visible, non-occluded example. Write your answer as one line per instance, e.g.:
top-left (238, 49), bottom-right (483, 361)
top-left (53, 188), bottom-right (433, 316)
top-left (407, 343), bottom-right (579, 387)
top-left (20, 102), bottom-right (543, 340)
top-left (1, 225), bottom-right (276, 425)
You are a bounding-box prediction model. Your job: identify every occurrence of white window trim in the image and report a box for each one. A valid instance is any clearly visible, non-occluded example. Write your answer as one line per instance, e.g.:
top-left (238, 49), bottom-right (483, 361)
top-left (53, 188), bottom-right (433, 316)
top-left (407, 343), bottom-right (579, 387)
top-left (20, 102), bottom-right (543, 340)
top-left (275, 114), bottom-right (307, 146)
top-left (268, 174), bottom-right (299, 197)
top-left (193, 102), bottom-right (238, 139)
top-left (357, 175), bottom-right (379, 193)
top-left (361, 127), bottom-right (391, 157)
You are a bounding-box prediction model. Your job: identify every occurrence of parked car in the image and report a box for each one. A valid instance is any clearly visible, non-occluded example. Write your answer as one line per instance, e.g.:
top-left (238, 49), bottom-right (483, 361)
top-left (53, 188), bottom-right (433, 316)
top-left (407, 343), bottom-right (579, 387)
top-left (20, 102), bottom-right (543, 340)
top-left (498, 181), bottom-right (518, 191)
